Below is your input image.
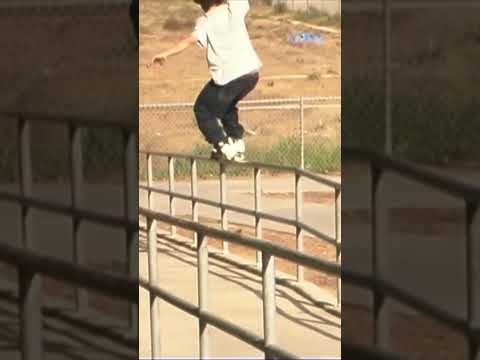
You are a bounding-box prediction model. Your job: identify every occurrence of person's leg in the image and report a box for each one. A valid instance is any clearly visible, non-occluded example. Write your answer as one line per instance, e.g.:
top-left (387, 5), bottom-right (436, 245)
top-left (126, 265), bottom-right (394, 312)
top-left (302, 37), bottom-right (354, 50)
top-left (220, 72), bottom-right (259, 139)
top-left (193, 80), bottom-right (227, 145)
top-left (193, 80), bottom-right (239, 160)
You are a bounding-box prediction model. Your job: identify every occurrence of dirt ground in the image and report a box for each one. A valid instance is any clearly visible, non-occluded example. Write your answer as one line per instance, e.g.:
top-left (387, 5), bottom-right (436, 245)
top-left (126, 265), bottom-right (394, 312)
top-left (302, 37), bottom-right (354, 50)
top-left (139, 0), bottom-right (341, 103)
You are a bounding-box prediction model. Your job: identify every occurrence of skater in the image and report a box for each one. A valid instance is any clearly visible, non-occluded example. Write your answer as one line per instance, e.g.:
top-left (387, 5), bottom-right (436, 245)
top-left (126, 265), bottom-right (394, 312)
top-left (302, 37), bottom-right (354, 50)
top-left (148, 0), bottom-right (262, 161)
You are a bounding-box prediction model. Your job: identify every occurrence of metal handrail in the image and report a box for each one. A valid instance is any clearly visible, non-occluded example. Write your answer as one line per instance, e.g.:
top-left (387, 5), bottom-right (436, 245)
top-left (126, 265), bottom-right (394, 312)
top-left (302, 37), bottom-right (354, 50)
top-left (142, 209), bottom-right (478, 339)
top-left (344, 147), bottom-right (479, 359)
top-left (141, 183), bottom-right (480, 359)
top-left (140, 208), bottom-right (341, 359)
top-left (141, 149), bottom-right (341, 294)
top-left (142, 209), bottom-right (475, 360)
top-left (139, 150), bottom-right (340, 190)
top-left (140, 148), bottom-right (342, 359)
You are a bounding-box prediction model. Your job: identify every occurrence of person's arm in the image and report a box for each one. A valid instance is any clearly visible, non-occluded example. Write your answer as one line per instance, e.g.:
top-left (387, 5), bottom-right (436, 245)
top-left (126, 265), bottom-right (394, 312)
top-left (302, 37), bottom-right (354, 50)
top-left (148, 35), bottom-right (197, 67)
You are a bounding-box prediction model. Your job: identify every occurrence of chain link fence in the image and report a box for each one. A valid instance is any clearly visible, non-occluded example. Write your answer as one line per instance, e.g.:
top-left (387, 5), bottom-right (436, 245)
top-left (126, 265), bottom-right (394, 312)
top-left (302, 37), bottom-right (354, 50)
top-left (139, 96), bottom-right (340, 179)
top-left (342, 0), bottom-right (480, 165)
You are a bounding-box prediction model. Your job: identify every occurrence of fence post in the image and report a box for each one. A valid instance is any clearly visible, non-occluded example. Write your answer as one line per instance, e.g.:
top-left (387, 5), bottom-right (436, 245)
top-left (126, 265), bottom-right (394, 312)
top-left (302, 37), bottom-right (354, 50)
top-left (299, 97), bottom-right (305, 169)
top-left (371, 166), bottom-right (390, 349)
top-left (465, 202), bottom-right (479, 360)
top-left (262, 251), bottom-right (276, 359)
top-left (295, 172), bottom-right (304, 282)
top-left (191, 159), bottom-right (199, 246)
top-left (147, 216), bottom-right (161, 357)
top-left (254, 167), bottom-right (263, 268)
top-left (18, 117), bottom-right (43, 360)
top-left (335, 188), bottom-right (341, 308)
top-left (197, 233), bottom-right (210, 358)
top-left (69, 126), bottom-right (88, 316)
top-left (219, 162), bottom-right (229, 254)
top-left (168, 156), bottom-right (176, 237)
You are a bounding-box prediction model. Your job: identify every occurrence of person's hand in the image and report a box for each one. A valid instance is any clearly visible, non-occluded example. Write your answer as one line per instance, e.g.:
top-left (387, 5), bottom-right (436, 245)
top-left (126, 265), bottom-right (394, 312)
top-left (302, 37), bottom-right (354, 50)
top-left (147, 54), bottom-right (167, 68)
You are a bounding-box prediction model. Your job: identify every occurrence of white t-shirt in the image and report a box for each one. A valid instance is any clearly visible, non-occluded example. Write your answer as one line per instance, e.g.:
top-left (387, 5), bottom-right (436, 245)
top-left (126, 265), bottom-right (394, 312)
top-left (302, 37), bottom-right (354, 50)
top-left (192, 0), bottom-right (262, 86)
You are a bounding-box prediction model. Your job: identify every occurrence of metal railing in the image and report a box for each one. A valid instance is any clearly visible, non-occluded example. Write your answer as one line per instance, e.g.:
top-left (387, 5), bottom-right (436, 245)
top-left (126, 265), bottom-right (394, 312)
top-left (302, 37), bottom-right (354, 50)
top-left (139, 211), bottom-right (341, 360)
top-left (0, 112), bottom-right (138, 360)
top-left (139, 149), bottom-right (341, 358)
top-left (343, 147), bottom-right (480, 359)
top-left (139, 150), bottom-right (341, 296)
top-left (139, 209), bottom-right (408, 359)
top-left (140, 148), bottom-right (479, 359)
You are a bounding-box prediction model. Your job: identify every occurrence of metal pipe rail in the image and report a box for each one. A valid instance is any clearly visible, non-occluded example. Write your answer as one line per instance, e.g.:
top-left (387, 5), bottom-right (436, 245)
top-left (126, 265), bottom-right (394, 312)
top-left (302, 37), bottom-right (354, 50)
top-left (145, 150), bottom-right (340, 188)
top-left (140, 207), bottom-right (341, 359)
top-left (140, 210), bottom-right (436, 360)
top-left (140, 149), bottom-right (341, 305)
top-left (0, 112), bottom-right (138, 359)
top-left (344, 147), bottom-right (480, 359)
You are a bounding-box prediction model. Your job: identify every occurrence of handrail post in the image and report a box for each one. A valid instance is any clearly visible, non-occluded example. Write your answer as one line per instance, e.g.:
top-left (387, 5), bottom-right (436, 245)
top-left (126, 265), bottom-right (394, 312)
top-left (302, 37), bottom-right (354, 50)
top-left (219, 162), bottom-right (229, 254)
top-left (69, 126), bottom-right (87, 315)
top-left (147, 216), bottom-right (161, 357)
top-left (124, 130), bottom-right (138, 336)
top-left (262, 251), bottom-right (276, 359)
top-left (191, 159), bottom-right (199, 246)
top-left (18, 116), bottom-right (43, 360)
top-left (197, 233), bottom-right (209, 358)
top-left (466, 202), bottom-right (479, 360)
top-left (168, 156), bottom-right (176, 237)
top-left (335, 188), bottom-right (341, 308)
top-left (254, 167), bottom-right (263, 268)
top-left (372, 165), bottom-right (390, 349)
top-left (295, 172), bottom-right (304, 282)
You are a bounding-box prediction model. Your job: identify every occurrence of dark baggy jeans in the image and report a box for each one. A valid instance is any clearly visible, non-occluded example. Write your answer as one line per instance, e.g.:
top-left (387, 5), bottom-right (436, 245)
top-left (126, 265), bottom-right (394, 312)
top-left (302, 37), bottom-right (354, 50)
top-left (193, 71), bottom-right (259, 145)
